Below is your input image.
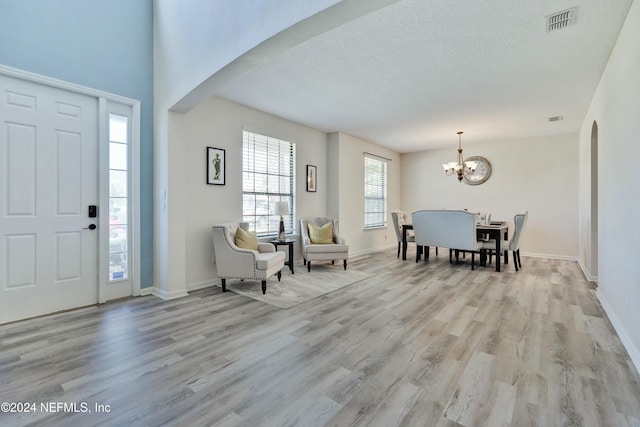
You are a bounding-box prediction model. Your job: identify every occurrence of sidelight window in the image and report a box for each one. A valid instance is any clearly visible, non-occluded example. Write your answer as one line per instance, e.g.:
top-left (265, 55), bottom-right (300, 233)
top-left (108, 114), bottom-right (129, 281)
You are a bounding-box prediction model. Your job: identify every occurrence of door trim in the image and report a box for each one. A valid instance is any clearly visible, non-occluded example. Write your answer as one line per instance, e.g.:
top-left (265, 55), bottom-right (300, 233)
top-left (0, 64), bottom-right (142, 302)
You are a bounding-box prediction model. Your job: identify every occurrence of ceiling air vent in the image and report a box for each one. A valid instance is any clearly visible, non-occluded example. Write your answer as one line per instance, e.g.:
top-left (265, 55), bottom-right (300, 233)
top-left (548, 116), bottom-right (564, 122)
top-left (547, 8), bottom-right (577, 32)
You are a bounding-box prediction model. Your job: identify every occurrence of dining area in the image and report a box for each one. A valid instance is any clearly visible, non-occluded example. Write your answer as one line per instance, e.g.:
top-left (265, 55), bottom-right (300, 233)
top-left (392, 209), bottom-right (528, 272)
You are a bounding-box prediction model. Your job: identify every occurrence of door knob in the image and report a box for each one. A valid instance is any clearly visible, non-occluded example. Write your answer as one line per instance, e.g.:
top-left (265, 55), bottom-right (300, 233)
top-left (83, 224), bottom-right (97, 230)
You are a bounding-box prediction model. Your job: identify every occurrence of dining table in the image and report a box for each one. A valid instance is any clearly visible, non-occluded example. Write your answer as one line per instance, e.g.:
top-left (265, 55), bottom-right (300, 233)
top-left (402, 223), bottom-right (509, 272)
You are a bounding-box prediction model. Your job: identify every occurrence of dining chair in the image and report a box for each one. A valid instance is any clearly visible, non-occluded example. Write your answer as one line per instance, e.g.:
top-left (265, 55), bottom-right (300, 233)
top-left (481, 211), bottom-right (529, 271)
top-left (391, 210), bottom-right (414, 258)
top-left (412, 210), bottom-right (481, 269)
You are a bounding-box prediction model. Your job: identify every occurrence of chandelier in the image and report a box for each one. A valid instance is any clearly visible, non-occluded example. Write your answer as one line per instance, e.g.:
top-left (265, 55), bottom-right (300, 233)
top-left (442, 131), bottom-right (477, 182)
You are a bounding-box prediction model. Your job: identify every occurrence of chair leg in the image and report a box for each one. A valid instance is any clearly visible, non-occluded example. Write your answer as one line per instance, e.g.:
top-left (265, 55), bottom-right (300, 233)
top-left (278, 270), bottom-right (282, 281)
top-left (303, 258), bottom-right (306, 265)
top-left (425, 246), bottom-right (430, 260)
top-left (513, 251), bottom-right (519, 271)
top-left (344, 259), bottom-right (347, 270)
top-left (471, 253), bottom-right (475, 270)
top-left (307, 261), bottom-right (311, 272)
top-left (397, 242), bottom-right (400, 258)
top-left (517, 249), bottom-right (522, 268)
top-left (332, 260), bottom-right (335, 265)
top-left (261, 280), bottom-right (267, 294)
top-left (416, 247), bottom-right (420, 263)
top-left (435, 247), bottom-right (439, 256)
top-left (221, 278), bottom-right (226, 292)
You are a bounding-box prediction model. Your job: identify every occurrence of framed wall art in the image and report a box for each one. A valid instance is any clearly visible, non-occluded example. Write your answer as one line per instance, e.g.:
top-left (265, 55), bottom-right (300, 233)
top-left (207, 147), bottom-right (226, 185)
top-left (306, 165), bottom-right (317, 192)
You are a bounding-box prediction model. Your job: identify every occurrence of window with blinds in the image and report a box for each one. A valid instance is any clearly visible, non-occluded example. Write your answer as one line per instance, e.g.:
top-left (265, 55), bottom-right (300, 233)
top-left (242, 131), bottom-right (296, 237)
top-left (364, 154), bottom-right (387, 229)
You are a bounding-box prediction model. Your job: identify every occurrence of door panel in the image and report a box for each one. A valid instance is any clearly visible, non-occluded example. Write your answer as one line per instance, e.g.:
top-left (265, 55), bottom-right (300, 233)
top-left (0, 74), bottom-right (98, 324)
top-left (6, 122), bottom-right (36, 215)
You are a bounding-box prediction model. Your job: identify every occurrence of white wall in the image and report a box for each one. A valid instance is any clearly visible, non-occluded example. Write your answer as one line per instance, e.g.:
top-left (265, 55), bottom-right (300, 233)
top-left (153, 0), bottom-right (341, 109)
top-left (401, 133), bottom-right (579, 258)
top-left (152, 0), bottom-right (403, 297)
top-left (579, 0), bottom-right (640, 370)
top-left (182, 107), bottom-right (403, 289)
top-left (152, 1), bottom-right (338, 297)
top-left (183, 97), bottom-right (328, 290)
top-left (330, 132), bottom-right (401, 256)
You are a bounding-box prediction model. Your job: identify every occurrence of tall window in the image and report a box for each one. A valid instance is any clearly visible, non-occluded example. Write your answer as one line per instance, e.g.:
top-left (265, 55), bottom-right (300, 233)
top-left (243, 131), bottom-right (295, 237)
top-left (108, 114), bottom-right (129, 281)
top-left (364, 154), bottom-right (387, 229)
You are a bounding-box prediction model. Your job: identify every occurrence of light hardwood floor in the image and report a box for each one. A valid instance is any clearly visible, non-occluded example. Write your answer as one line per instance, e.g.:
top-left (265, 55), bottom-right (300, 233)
top-left (1, 249), bottom-right (640, 426)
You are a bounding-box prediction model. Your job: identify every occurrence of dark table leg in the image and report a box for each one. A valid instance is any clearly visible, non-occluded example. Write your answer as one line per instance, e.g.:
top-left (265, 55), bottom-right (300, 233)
top-left (504, 229), bottom-right (509, 265)
top-left (288, 243), bottom-right (294, 274)
top-left (402, 226), bottom-right (408, 260)
top-left (495, 236), bottom-right (501, 272)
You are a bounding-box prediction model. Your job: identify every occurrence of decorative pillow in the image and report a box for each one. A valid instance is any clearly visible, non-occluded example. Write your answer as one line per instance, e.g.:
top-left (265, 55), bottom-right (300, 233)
top-left (235, 227), bottom-right (258, 250)
top-left (308, 222), bottom-right (333, 244)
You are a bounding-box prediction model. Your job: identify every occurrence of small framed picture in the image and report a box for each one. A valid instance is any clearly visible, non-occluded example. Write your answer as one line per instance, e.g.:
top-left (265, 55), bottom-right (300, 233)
top-left (306, 165), bottom-right (317, 192)
top-left (207, 147), bottom-right (225, 185)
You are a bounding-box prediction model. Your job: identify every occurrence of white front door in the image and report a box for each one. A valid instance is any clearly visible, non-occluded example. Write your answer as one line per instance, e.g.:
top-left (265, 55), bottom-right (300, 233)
top-left (0, 74), bottom-right (99, 324)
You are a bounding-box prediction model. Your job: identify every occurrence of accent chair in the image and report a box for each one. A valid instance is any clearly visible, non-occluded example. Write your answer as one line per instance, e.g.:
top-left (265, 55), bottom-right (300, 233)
top-left (211, 222), bottom-right (285, 294)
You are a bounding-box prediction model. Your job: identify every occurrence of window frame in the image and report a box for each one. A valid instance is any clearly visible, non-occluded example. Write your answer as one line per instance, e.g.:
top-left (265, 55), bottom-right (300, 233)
top-left (242, 130), bottom-right (296, 238)
top-left (364, 154), bottom-right (388, 229)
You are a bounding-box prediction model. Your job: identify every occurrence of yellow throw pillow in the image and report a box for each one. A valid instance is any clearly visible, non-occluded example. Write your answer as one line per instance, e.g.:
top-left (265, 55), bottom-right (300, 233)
top-left (308, 222), bottom-right (333, 244)
top-left (235, 227), bottom-right (258, 250)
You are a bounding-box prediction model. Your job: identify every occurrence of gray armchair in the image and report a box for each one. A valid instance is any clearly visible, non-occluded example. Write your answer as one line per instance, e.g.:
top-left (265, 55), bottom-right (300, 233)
top-left (211, 222), bottom-right (285, 294)
top-left (300, 217), bottom-right (349, 272)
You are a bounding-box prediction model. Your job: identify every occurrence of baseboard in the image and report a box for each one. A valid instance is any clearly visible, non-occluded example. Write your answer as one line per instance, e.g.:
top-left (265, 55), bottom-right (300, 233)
top-left (350, 243), bottom-right (397, 258)
top-left (596, 290), bottom-right (640, 374)
top-left (520, 251), bottom-right (578, 262)
top-left (188, 279), bottom-right (218, 292)
top-left (151, 287), bottom-right (189, 300)
top-left (139, 286), bottom-right (154, 296)
top-left (349, 247), bottom-right (581, 263)
top-left (577, 258), bottom-right (598, 283)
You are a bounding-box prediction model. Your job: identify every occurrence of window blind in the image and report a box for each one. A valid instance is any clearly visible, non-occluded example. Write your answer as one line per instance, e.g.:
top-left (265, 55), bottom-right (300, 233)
top-left (364, 154), bottom-right (387, 228)
top-left (242, 131), bottom-right (296, 237)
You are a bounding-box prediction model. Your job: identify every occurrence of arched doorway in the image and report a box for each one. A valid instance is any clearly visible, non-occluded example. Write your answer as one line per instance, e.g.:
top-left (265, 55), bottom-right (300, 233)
top-left (590, 121), bottom-right (599, 285)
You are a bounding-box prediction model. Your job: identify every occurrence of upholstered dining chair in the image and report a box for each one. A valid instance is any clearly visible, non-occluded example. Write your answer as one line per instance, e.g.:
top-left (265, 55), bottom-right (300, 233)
top-left (481, 211), bottom-right (529, 271)
top-left (412, 210), bottom-right (482, 270)
top-left (211, 222), bottom-right (285, 294)
top-left (391, 210), bottom-right (414, 258)
top-left (300, 217), bottom-right (349, 272)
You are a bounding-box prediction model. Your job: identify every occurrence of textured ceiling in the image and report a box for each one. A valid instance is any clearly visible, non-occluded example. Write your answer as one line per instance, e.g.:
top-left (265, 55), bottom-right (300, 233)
top-left (210, 0), bottom-right (633, 152)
